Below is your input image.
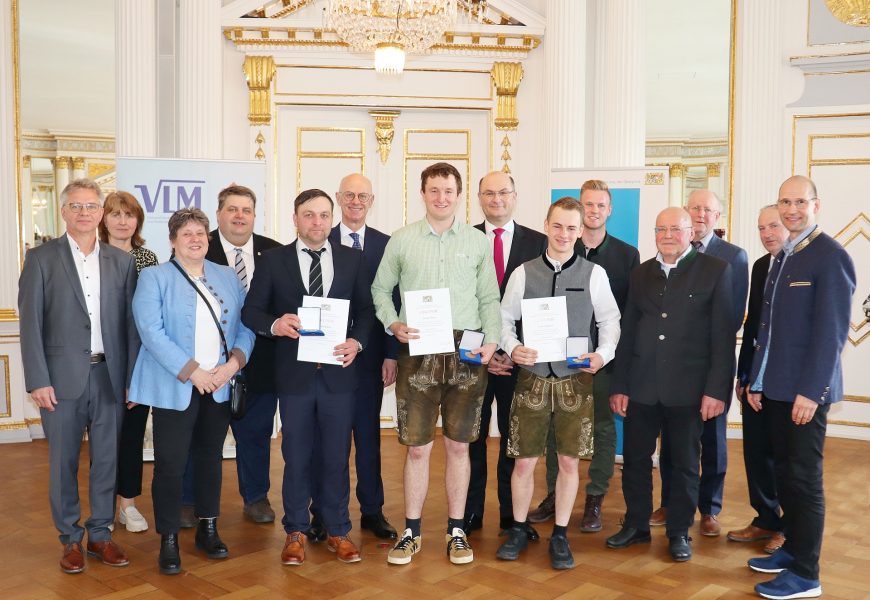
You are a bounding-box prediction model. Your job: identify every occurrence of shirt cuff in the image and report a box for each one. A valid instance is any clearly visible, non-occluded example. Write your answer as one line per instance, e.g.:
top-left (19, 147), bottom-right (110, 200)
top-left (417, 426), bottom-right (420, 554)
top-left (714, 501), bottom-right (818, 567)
top-left (177, 359), bottom-right (199, 383)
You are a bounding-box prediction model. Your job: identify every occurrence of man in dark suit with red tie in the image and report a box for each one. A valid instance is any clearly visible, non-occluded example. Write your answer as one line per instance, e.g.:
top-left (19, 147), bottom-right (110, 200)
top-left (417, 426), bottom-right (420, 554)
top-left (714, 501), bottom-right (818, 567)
top-left (306, 173), bottom-right (398, 541)
top-left (464, 171), bottom-right (547, 537)
top-left (242, 189), bottom-right (375, 566)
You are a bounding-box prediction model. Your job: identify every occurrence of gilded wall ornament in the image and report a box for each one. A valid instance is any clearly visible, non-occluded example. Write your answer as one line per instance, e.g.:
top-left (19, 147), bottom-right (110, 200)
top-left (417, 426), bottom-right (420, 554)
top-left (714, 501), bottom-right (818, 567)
top-left (825, 0), bottom-right (870, 26)
top-left (369, 111), bottom-right (400, 164)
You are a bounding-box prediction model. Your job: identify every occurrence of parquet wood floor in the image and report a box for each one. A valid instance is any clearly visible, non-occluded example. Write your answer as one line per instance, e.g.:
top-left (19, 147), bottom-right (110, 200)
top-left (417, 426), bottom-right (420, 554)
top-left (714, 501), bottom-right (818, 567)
top-left (1, 432), bottom-right (868, 599)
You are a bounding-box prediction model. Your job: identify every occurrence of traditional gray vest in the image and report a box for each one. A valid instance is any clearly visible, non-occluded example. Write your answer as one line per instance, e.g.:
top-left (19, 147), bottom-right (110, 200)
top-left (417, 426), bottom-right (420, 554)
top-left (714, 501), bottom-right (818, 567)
top-left (521, 254), bottom-right (594, 378)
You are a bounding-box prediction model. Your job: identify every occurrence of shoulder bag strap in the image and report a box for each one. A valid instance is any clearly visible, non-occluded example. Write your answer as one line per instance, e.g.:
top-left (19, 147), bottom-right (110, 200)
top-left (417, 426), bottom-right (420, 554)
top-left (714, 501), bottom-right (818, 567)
top-left (170, 259), bottom-right (231, 362)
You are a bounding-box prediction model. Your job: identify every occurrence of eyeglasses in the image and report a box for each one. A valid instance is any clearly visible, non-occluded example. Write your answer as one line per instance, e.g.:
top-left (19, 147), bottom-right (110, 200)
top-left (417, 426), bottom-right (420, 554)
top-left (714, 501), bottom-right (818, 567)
top-left (339, 191), bottom-right (373, 203)
top-left (653, 226), bottom-right (692, 235)
top-left (777, 198), bottom-right (815, 209)
top-left (66, 203), bottom-right (102, 214)
top-left (687, 205), bottom-right (717, 215)
top-left (479, 189), bottom-right (515, 200)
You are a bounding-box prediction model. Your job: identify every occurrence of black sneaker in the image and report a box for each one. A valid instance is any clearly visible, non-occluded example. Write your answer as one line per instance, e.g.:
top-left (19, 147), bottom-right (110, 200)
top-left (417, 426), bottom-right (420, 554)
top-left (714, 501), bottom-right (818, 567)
top-left (548, 534), bottom-right (575, 570)
top-left (495, 526), bottom-right (528, 560)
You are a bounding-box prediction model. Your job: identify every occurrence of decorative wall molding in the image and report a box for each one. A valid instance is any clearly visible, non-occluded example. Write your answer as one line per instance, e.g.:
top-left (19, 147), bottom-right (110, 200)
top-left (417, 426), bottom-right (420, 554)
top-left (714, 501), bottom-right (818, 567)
top-left (243, 55), bottom-right (277, 125)
top-left (369, 110), bottom-right (400, 165)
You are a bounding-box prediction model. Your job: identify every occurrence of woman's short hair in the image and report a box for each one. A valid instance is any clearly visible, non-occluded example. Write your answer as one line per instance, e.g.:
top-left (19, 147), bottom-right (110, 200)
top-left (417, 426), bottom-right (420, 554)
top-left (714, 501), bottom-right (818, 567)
top-left (168, 208), bottom-right (211, 241)
top-left (99, 191), bottom-right (147, 248)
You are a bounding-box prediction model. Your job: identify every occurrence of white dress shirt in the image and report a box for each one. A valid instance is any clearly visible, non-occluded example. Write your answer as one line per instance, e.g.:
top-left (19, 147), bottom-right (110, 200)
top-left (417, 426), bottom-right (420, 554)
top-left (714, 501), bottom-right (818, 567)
top-left (655, 244), bottom-right (694, 277)
top-left (67, 235), bottom-right (104, 354)
top-left (218, 230), bottom-right (255, 280)
top-left (484, 219), bottom-right (515, 273)
top-left (500, 252), bottom-right (621, 365)
top-left (339, 222), bottom-right (367, 250)
top-left (296, 239), bottom-right (334, 296)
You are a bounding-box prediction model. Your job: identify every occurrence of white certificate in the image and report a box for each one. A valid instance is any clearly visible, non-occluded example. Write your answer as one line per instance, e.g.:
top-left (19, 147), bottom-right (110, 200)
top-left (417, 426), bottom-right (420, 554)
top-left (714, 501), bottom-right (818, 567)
top-left (404, 288), bottom-right (455, 356)
top-left (521, 296), bottom-right (569, 363)
top-left (297, 296), bottom-right (350, 365)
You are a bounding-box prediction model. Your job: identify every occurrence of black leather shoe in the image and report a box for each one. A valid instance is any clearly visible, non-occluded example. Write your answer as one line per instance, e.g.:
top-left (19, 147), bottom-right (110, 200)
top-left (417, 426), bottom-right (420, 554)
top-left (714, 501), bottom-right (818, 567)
top-left (361, 512), bottom-right (398, 540)
top-left (159, 534), bottom-right (181, 575)
top-left (306, 517), bottom-right (327, 542)
top-left (195, 518), bottom-right (229, 559)
top-left (606, 526), bottom-right (652, 549)
top-left (463, 513), bottom-right (483, 536)
top-left (496, 526), bottom-right (528, 560)
top-left (548, 534), bottom-right (575, 570)
top-left (497, 516), bottom-right (539, 541)
top-left (668, 535), bottom-right (692, 562)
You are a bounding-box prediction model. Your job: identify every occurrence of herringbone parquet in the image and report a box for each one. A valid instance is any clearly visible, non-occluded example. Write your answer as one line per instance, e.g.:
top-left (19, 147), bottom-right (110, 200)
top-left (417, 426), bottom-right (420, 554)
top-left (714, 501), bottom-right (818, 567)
top-left (0, 432), bottom-right (867, 599)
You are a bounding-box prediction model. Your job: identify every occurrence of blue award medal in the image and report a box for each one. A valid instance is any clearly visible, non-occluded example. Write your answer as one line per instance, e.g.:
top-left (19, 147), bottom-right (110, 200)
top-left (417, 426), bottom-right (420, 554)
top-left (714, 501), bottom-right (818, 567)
top-left (298, 306), bottom-right (325, 336)
top-left (459, 330), bottom-right (485, 364)
top-left (566, 336), bottom-right (590, 369)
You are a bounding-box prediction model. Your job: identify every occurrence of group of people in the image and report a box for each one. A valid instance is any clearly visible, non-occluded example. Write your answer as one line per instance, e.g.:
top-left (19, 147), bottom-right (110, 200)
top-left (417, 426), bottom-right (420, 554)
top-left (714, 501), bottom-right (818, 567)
top-left (18, 164), bottom-right (855, 600)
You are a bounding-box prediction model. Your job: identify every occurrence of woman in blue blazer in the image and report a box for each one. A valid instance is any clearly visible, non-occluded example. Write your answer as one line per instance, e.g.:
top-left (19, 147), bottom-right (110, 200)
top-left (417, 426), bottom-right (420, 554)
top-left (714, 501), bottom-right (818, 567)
top-left (129, 208), bottom-right (254, 575)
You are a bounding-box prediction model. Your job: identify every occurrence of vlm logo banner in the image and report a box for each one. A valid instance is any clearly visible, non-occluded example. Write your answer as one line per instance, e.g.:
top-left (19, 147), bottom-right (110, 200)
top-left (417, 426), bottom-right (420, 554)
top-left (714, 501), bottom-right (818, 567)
top-left (117, 157), bottom-right (267, 262)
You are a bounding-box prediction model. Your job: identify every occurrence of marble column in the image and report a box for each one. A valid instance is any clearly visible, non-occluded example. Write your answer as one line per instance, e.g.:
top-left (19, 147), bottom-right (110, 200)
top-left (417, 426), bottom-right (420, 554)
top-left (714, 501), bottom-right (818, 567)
top-left (54, 157), bottom-right (71, 232)
top-left (178, 0), bottom-right (222, 159)
top-left (21, 156), bottom-right (32, 250)
top-left (591, 0), bottom-right (646, 167)
top-left (72, 156), bottom-right (86, 180)
top-left (116, 0), bottom-right (157, 157)
top-left (0, 0), bottom-right (20, 308)
top-left (707, 162), bottom-right (725, 221)
top-left (669, 163), bottom-right (686, 207)
top-left (545, 0), bottom-right (587, 169)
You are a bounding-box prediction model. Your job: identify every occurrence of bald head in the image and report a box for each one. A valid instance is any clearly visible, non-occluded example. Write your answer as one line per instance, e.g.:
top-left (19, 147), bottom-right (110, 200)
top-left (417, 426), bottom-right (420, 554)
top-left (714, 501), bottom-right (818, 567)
top-left (686, 189), bottom-right (722, 241)
top-left (655, 207), bottom-right (694, 263)
top-left (336, 173), bottom-right (374, 230)
top-left (478, 170), bottom-right (517, 227)
top-left (777, 175), bottom-right (820, 240)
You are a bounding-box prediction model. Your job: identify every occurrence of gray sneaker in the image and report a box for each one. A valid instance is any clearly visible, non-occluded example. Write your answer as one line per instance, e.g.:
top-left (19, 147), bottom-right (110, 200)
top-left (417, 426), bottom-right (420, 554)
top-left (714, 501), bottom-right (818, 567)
top-left (243, 497), bottom-right (276, 523)
top-left (549, 534), bottom-right (575, 570)
top-left (495, 525), bottom-right (528, 560)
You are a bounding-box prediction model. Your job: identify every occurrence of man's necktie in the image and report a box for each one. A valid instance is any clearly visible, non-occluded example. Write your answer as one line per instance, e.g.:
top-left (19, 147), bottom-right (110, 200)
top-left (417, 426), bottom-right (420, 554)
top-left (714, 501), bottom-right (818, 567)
top-left (349, 231), bottom-right (362, 250)
top-left (493, 227), bottom-right (505, 286)
top-left (303, 248), bottom-right (326, 296)
top-left (691, 240), bottom-right (703, 252)
top-left (234, 247), bottom-right (248, 291)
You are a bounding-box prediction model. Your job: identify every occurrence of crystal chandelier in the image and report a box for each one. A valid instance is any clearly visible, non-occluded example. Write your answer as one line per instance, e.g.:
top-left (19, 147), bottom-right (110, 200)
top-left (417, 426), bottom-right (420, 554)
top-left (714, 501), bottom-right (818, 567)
top-left (327, 0), bottom-right (459, 74)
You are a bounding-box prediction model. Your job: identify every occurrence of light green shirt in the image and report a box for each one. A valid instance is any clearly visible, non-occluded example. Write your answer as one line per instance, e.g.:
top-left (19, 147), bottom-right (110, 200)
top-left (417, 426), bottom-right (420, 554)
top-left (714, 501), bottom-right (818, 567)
top-left (371, 217), bottom-right (502, 345)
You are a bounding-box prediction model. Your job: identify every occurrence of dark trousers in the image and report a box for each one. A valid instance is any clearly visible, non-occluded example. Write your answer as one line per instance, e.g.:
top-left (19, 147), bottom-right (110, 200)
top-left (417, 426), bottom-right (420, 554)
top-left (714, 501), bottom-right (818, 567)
top-left (312, 373), bottom-right (386, 518)
top-left (659, 410), bottom-right (727, 515)
top-left (622, 401), bottom-right (702, 538)
top-left (279, 370), bottom-right (355, 536)
top-left (116, 403), bottom-right (150, 499)
top-left (544, 369), bottom-right (616, 496)
top-left (40, 362), bottom-right (122, 544)
top-left (466, 370), bottom-right (517, 521)
top-left (768, 397), bottom-right (828, 580)
top-left (740, 393), bottom-right (782, 531)
top-left (151, 390), bottom-right (230, 535)
top-left (229, 391), bottom-right (278, 505)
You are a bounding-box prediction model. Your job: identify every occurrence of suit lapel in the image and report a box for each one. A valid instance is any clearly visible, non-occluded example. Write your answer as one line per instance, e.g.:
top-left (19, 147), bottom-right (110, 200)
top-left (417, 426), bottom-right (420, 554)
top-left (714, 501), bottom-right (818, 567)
top-left (282, 241), bottom-right (307, 295)
top-left (505, 224), bottom-right (526, 277)
top-left (57, 235), bottom-right (89, 314)
top-left (328, 240), bottom-right (343, 299)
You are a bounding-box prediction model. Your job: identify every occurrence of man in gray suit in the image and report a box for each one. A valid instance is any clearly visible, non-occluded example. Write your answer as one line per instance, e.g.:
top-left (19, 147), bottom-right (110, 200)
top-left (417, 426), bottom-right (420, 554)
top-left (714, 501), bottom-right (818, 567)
top-left (19, 179), bottom-right (140, 574)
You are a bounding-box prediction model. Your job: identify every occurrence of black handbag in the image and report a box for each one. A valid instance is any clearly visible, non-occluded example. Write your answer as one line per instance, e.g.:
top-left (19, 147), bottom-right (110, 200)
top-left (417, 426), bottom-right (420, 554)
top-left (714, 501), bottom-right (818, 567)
top-left (171, 260), bottom-right (247, 419)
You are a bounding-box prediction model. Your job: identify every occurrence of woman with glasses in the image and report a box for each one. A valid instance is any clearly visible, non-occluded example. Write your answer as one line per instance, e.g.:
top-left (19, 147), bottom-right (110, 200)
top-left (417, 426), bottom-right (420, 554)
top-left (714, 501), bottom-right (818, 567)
top-left (128, 208), bottom-right (254, 575)
top-left (98, 191), bottom-right (159, 533)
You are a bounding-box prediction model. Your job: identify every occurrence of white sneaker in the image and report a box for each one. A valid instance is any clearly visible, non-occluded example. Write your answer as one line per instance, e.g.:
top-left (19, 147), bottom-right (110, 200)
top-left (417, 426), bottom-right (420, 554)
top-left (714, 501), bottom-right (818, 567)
top-left (118, 505), bottom-right (149, 532)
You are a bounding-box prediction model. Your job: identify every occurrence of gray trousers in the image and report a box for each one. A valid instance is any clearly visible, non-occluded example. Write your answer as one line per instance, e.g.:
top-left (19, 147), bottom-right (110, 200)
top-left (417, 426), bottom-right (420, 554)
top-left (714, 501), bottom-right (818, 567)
top-left (40, 362), bottom-right (123, 544)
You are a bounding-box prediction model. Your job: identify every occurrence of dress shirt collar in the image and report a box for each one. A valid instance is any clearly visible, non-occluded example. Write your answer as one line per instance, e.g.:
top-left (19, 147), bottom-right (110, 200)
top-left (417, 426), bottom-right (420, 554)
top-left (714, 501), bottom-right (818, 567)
top-left (484, 219), bottom-right (515, 236)
top-left (67, 233), bottom-right (100, 258)
top-left (218, 229), bottom-right (254, 256)
top-left (656, 244), bottom-right (693, 271)
top-left (543, 250), bottom-right (577, 273)
top-left (696, 229), bottom-right (716, 252)
top-left (339, 222), bottom-right (367, 241)
top-left (782, 224), bottom-right (816, 256)
top-left (425, 216), bottom-right (461, 236)
top-left (296, 238), bottom-right (331, 257)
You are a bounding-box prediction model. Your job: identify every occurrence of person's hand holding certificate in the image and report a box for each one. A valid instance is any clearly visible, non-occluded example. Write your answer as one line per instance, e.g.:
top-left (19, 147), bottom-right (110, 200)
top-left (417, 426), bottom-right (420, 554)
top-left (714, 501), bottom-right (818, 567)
top-left (297, 296), bottom-right (350, 366)
top-left (404, 288), bottom-right (454, 356)
top-left (520, 296), bottom-right (569, 363)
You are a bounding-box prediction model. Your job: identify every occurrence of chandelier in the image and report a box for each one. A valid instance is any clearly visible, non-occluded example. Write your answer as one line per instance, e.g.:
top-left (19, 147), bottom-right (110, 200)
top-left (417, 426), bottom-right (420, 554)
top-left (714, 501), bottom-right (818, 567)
top-left (327, 0), bottom-right (459, 74)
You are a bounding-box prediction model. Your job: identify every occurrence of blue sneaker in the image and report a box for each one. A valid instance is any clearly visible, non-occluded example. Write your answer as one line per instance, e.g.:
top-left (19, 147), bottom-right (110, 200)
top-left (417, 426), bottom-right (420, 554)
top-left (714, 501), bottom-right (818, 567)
top-left (748, 548), bottom-right (794, 573)
top-left (755, 571), bottom-right (822, 599)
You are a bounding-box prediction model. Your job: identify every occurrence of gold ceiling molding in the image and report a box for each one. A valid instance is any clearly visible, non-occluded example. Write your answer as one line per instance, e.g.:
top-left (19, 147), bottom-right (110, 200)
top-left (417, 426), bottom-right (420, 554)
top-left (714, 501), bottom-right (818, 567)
top-left (369, 111), bottom-right (400, 165)
top-left (54, 156), bottom-right (70, 169)
top-left (243, 0), bottom-right (519, 25)
top-left (707, 162), bottom-right (722, 177)
top-left (824, 0), bottom-right (870, 26)
top-left (243, 55), bottom-right (278, 125)
top-left (87, 162), bottom-right (114, 180)
top-left (72, 157), bottom-right (86, 170)
top-left (669, 163), bottom-right (688, 177)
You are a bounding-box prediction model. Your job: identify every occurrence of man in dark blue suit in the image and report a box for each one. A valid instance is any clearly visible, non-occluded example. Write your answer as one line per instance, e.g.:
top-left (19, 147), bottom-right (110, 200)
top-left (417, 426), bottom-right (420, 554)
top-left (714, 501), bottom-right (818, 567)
top-left (745, 176), bottom-right (855, 599)
top-left (242, 189), bottom-right (376, 566)
top-left (308, 173), bottom-right (398, 541)
top-left (653, 189), bottom-right (748, 537)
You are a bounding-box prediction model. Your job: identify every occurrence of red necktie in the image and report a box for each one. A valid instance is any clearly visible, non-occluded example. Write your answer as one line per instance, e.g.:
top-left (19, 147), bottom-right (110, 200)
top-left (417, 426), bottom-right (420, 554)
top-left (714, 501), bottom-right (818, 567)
top-left (493, 227), bottom-right (505, 286)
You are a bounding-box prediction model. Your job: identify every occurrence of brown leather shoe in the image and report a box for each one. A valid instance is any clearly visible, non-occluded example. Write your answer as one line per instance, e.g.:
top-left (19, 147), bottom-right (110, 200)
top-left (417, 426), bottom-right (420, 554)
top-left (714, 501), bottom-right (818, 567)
top-left (763, 532), bottom-right (785, 554)
top-left (579, 494), bottom-right (603, 532)
top-left (281, 532), bottom-right (306, 566)
top-left (327, 535), bottom-right (362, 563)
top-left (527, 491), bottom-right (556, 524)
top-left (726, 524), bottom-right (775, 543)
top-left (649, 506), bottom-right (667, 527)
top-left (86, 540), bottom-right (130, 567)
top-left (700, 514), bottom-right (721, 537)
top-left (60, 542), bottom-right (85, 574)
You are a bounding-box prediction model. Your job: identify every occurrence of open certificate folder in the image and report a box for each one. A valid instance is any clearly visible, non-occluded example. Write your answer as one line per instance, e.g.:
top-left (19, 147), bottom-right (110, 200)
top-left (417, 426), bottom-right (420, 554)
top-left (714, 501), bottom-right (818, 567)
top-left (404, 288), bottom-right (454, 356)
top-left (297, 296), bottom-right (350, 366)
top-left (520, 296), bottom-right (569, 363)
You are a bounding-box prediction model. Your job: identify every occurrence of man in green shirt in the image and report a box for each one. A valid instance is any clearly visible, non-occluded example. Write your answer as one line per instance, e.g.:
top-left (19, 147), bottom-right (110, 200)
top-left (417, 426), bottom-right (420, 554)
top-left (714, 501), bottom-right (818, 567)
top-left (371, 162), bottom-right (501, 566)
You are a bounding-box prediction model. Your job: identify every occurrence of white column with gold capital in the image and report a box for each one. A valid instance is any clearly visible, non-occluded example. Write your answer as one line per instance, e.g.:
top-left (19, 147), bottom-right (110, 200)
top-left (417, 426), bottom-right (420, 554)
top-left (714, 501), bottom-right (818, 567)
top-left (0, 0), bottom-right (21, 307)
top-left (54, 157), bottom-right (71, 231)
top-left (546, 0), bottom-right (587, 170)
top-left (178, 0), bottom-right (222, 159)
top-left (669, 163), bottom-right (686, 207)
top-left (591, 0), bottom-right (646, 167)
top-left (116, 0), bottom-right (157, 157)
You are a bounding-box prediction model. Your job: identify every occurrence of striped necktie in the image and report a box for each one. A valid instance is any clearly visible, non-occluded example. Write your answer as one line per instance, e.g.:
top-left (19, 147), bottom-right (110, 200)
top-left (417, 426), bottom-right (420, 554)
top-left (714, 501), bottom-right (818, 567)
top-left (303, 248), bottom-right (326, 296)
top-left (349, 231), bottom-right (362, 250)
top-left (234, 247), bottom-right (248, 291)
